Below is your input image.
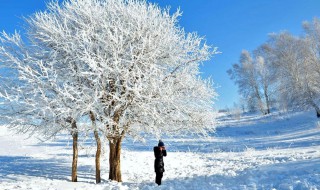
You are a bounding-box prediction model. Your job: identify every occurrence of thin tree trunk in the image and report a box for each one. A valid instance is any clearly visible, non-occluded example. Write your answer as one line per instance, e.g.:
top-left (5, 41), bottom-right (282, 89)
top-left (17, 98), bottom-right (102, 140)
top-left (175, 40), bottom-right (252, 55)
top-left (71, 120), bottom-right (78, 182)
top-left (89, 111), bottom-right (101, 183)
top-left (264, 86), bottom-right (271, 114)
top-left (108, 134), bottom-right (124, 182)
top-left (94, 129), bottom-right (101, 183)
top-left (305, 85), bottom-right (320, 118)
top-left (254, 85), bottom-right (266, 115)
top-left (311, 102), bottom-right (320, 118)
top-left (307, 87), bottom-right (320, 118)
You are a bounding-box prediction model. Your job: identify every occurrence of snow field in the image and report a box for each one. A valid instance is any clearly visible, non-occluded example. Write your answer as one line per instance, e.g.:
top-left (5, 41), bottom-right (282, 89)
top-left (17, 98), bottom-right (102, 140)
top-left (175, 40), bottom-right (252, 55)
top-left (0, 111), bottom-right (320, 189)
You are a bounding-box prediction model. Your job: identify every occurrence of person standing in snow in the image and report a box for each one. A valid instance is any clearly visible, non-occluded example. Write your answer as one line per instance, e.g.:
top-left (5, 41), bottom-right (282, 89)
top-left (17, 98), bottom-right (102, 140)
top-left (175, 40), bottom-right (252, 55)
top-left (154, 140), bottom-right (167, 185)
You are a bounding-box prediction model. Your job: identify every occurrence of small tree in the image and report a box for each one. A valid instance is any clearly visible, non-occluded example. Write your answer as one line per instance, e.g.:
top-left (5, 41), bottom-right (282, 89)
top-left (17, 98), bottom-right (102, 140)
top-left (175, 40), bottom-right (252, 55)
top-left (0, 0), bottom-right (217, 182)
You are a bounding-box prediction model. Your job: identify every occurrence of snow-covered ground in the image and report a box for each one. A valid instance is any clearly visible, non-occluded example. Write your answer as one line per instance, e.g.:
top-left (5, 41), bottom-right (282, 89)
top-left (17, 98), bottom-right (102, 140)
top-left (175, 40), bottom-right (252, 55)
top-left (0, 111), bottom-right (320, 190)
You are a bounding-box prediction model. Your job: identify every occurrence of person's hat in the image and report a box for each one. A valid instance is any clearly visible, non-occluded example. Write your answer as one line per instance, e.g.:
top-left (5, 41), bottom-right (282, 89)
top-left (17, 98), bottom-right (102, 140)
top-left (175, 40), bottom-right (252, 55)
top-left (158, 140), bottom-right (165, 147)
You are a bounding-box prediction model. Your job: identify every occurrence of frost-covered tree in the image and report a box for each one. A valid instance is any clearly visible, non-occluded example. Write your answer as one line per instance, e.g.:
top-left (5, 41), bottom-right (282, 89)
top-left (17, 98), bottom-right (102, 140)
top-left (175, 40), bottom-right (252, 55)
top-left (0, 0), bottom-right (217, 182)
top-left (265, 33), bottom-right (302, 110)
top-left (0, 31), bottom-right (84, 182)
top-left (303, 18), bottom-right (320, 110)
top-left (266, 32), bottom-right (320, 116)
top-left (253, 45), bottom-right (276, 113)
top-left (228, 50), bottom-right (272, 114)
top-left (231, 18), bottom-right (320, 116)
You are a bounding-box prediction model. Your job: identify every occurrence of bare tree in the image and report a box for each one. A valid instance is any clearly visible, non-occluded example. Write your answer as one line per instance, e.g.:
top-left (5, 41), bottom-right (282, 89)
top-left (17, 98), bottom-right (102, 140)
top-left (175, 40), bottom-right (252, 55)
top-left (0, 0), bottom-right (218, 182)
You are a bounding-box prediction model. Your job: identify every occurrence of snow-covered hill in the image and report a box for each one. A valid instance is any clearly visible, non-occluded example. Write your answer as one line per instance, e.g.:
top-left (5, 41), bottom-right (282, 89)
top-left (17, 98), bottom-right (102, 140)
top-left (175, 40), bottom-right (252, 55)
top-left (0, 111), bottom-right (319, 190)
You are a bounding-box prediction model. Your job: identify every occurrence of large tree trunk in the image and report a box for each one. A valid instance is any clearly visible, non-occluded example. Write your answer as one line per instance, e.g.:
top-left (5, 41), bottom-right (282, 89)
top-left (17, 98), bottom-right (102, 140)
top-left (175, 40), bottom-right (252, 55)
top-left (94, 129), bottom-right (101, 183)
top-left (108, 135), bottom-right (124, 182)
top-left (71, 120), bottom-right (78, 182)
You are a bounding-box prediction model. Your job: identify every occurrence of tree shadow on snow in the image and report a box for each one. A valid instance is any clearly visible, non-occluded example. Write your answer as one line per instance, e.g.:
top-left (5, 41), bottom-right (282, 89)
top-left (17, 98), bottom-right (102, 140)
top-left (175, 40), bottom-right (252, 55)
top-left (0, 156), bottom-right (94, 182)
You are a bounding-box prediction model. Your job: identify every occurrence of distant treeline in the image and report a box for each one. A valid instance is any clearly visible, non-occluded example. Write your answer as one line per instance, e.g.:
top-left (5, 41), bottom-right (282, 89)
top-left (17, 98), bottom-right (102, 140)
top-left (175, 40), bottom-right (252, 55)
top-left (228, 18), bottom-right (320, 117)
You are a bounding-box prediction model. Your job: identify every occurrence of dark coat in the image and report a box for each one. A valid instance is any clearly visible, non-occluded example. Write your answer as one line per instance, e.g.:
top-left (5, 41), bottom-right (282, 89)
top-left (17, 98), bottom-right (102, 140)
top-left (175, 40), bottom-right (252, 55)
top-left (154, 146), bottom-right (167, 173)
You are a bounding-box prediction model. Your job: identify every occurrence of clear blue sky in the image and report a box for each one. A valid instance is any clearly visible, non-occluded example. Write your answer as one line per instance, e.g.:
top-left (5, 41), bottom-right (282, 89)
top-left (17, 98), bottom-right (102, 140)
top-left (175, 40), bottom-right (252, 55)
top-left (1, 0), bottom-right (320, 109)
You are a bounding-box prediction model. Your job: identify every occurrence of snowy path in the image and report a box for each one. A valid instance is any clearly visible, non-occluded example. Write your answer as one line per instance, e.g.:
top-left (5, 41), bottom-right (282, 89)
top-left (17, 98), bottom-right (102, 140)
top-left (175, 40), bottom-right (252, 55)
top-left (0, 111), bottom-right (320, 189)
